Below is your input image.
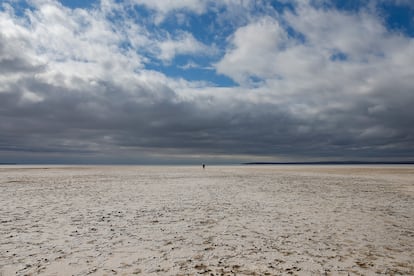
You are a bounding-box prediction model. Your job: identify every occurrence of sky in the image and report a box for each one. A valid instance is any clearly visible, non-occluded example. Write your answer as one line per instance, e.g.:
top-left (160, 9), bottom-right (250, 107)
top-left (0, 0), bottom-right (414, 164)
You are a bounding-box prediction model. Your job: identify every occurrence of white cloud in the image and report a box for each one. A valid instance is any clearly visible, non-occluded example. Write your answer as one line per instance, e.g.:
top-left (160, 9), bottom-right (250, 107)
top-left (216, 2), bottom-right (414, 93)
top-left (178, 60), bottom-right (200, 70)
top-left (0, 0), bottom-right (151, 88)
top-left (215, 17), bottom-right (288, 85)
top-left (285, 4), bottom-right (395, 60)
top-left (22, 90), bottom-right (44, 103)
top-left (155, 31), bottom-right (213, 62)
top-left (130, 0), bottom-right (206, 14)
top-left (129, 0), bottom-right (207, 24)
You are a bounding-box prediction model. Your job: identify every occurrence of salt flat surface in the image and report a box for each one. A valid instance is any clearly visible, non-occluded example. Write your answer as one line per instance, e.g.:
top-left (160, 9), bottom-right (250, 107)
top-left (0, 165), bottom-right (413, 275)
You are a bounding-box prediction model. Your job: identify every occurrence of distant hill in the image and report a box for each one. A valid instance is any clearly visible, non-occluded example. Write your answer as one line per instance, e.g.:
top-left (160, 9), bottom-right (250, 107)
top-left (242, 161), bottom-right (414, 165)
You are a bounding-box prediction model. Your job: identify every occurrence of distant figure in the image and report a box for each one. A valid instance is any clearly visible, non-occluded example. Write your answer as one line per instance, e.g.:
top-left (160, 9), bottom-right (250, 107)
top-left (202, 164), bottom-right (205, 169)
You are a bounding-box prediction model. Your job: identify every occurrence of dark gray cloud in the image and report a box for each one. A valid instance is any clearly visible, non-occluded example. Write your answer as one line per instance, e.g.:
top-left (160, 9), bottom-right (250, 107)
top-left (1, 72), bottom-right (413, 163)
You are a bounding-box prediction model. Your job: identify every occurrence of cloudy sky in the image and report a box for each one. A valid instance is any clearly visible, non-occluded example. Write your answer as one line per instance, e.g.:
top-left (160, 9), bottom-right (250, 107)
top-left (1, 0), bottom-right (414, 164)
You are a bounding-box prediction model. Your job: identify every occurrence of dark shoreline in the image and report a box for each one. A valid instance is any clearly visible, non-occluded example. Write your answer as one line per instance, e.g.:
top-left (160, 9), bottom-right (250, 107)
top-left (242, 161), bottom-right (414, 165)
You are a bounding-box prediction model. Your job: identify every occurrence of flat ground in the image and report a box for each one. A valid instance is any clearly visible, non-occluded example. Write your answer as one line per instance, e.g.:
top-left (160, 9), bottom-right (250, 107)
top-left (0, 165), bottom-right (413, 275)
